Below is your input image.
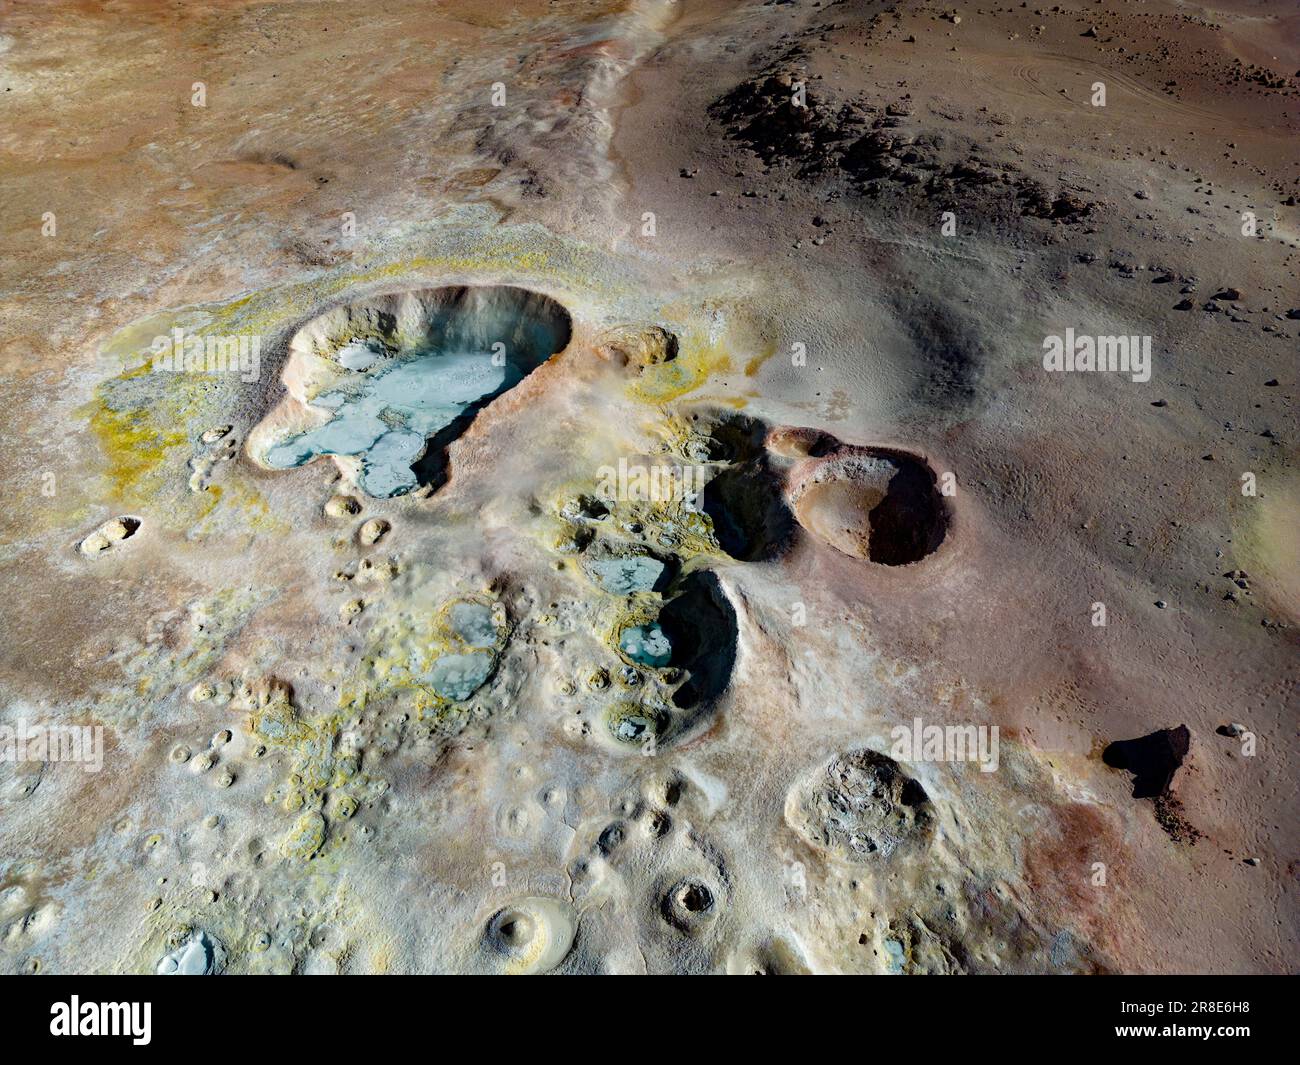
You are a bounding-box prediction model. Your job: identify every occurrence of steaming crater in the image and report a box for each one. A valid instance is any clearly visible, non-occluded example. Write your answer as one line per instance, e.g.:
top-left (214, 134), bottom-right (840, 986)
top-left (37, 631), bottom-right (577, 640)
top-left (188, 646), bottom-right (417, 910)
top-left (251, 286), bottom-right (571, 496)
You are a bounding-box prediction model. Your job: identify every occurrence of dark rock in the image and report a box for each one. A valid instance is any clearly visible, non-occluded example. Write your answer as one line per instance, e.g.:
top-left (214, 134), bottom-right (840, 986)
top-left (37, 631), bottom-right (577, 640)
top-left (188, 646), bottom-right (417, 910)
top-left (1103, 725), bottom-right (1191, 798)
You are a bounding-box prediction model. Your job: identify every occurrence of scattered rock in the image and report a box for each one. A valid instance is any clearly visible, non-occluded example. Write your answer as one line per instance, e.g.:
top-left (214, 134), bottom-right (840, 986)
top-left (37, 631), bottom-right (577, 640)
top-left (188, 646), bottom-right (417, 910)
top-left (596, 324), bottom-right (679, 369)
top-left (79, 516), bottom-right (141, 556)
top-left (358, 517), bottom-right (390, 545)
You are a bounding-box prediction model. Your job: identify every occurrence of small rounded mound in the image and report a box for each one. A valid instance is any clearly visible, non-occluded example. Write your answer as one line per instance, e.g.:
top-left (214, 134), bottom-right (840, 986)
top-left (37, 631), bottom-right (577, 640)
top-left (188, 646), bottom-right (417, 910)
top-left (79, 515), bottom-right (142, 556)
top-left (604, 701), bottom-right (669, 747)
top-left (596, 324), bottom-right (678, 370)
top-left (661, 877), bottom-right (720, 934)
top-left (483, 897), bottom-right (576, 974)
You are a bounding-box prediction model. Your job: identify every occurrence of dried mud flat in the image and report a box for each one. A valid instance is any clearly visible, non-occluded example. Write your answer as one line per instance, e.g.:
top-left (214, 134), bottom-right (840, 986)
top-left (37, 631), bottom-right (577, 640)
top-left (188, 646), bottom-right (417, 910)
top-left (0, 0), bottom-right (1296, 975)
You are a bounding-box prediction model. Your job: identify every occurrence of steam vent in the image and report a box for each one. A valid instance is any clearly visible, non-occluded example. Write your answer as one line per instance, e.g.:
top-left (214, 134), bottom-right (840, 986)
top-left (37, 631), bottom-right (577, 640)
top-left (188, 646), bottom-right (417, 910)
top-left (0, 0), bottom-right (1295, 999)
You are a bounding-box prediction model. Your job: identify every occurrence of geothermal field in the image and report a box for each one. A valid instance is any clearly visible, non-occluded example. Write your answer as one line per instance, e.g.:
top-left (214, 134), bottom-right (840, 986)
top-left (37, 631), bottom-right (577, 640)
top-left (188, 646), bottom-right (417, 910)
top-left (0, 0), bottom-right (1296, 981)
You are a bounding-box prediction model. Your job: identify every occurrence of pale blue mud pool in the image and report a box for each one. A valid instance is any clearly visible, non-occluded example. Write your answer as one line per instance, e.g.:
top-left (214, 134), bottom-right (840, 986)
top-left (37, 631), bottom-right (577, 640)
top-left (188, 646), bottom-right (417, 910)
top-left (425, 652), bottom-right (495, 702)
top-left (587, 556), bottom-right (666, 595)
top-left (449, 602), bottom-right (498, 648)
top-left (265, 287), bottom-right (572, 497)
top-left (619, 623), bottom-right (672, 667)
top-left (265, 352), bottom-right (514, 497)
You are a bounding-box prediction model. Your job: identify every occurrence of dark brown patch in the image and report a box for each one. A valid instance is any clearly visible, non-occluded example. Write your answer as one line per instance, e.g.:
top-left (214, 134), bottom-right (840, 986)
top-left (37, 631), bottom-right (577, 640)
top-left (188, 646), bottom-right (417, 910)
top-left (1153, 794), bottom-right (1204, 845)
top-left (1023, 801), bottom-right (1118, 941)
